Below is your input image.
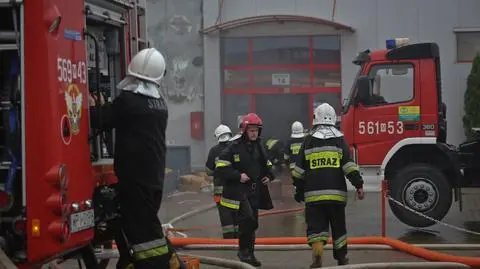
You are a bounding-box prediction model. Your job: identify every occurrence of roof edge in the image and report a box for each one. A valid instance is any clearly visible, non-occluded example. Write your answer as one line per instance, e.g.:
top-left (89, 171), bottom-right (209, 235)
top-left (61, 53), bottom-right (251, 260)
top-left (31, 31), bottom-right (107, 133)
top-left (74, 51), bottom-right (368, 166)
top-left (200, 14), bottom-right (356, 35)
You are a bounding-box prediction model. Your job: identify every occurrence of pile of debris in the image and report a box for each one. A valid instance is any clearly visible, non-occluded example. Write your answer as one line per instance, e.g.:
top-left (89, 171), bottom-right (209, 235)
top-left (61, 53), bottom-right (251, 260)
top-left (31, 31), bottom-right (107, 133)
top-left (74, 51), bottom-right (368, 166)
top-left (178, 171), bottom-right (213, 193)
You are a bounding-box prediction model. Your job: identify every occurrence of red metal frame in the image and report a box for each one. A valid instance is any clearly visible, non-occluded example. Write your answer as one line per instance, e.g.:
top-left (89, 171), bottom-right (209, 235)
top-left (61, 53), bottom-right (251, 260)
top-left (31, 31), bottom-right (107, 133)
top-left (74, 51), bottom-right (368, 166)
top-left (222, 36), bottom-right (341, 119)
top-left (224, 87), bottom-right (340, 94)
top-left (223, 64), bottom-right (340, 71)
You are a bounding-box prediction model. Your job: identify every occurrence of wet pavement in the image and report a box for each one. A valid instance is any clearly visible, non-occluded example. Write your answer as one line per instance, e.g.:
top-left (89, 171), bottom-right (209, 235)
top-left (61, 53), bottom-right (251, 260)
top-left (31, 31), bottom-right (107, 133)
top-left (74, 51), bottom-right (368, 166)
top-left (60, 183), bottom-right (480, 268)
top-left (162, 184), bottom-right (480, 268)
top-left (165, 184), bottom-right (480, 244)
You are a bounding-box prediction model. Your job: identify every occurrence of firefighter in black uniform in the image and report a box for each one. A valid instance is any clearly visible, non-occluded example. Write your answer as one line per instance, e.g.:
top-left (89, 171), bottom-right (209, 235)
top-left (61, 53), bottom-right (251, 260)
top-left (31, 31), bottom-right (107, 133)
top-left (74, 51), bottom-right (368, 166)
top-left (215, 113), bottom-right (274, 267)
top-left (205, 124), bottom-right (238, 239)
top-left (89, 48), bottom-right (183, 269)
top-left (264, 137), bottom-right (285, 200)
top-left (292, 103), bottom-right (365, 268)
top-left (264, 137), bottom-right (285, 173)
top-left (284, 121), bottom-right (306, 171)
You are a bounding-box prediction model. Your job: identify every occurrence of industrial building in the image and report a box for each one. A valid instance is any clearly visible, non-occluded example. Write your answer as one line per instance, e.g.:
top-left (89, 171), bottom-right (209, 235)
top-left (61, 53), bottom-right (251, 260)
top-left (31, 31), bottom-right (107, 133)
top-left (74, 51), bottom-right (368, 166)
top-left (140, 0), bottom-right (480, 171)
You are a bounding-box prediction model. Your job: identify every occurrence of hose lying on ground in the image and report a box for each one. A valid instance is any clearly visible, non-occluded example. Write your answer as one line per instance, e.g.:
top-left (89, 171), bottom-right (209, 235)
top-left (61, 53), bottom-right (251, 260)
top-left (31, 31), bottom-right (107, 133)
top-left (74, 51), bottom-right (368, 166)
top-left (319, 262), bottom-right (469, 269)
top-left (178, 244), bottom-right (480, 251)
top-left (177, 253), bottom-right (256, 269)
top-left (170, 236), bottom-right (480, 268)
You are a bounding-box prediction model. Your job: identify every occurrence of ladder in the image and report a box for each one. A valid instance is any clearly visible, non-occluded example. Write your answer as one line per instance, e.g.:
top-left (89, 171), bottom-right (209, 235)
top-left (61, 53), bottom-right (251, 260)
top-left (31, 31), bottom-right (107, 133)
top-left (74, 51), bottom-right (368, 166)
top-left (129, 0), bottom-right (148, 57)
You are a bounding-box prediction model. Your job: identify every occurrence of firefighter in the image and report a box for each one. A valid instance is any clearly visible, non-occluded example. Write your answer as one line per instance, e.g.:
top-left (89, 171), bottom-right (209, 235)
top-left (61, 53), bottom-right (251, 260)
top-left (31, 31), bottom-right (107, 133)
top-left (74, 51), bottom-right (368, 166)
top-left (205, 124), bottom-right (238, 239)
top-left (292, 103), bottom-right (365, 268)
top-left (264, 137), bottom-right (285, 177)
top-left (89, 48), bottom-right (184, 269)
top-left (215, 113), bottom-right (274, 267)
top-left (264, 136), bottom-right (285, 201)
top-left (284, 121), bottom-right (306, 171)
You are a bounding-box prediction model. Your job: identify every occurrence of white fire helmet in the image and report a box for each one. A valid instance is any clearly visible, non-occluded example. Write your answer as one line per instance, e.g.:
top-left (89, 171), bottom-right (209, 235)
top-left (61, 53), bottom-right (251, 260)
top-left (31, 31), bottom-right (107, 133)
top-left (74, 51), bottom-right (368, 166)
top-left (313, 103), bottom-right (337, 126)
top-left (127, 48), bottom-right (166, 86)
top-left (214, 124), bottom-right (232, 143)
top-left (291, 121), bottom-right (305, 138)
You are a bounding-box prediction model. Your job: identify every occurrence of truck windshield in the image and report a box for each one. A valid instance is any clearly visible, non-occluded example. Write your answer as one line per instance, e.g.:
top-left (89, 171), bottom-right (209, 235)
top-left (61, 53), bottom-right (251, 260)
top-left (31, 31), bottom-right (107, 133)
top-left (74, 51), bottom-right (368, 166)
top-left (342, 66), bottom-right (362, 114)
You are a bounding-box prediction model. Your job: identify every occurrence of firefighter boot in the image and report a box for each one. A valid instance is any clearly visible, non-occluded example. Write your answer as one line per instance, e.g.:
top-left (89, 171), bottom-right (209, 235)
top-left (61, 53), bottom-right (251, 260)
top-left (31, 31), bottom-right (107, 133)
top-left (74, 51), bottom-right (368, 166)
top-left (237, 248), bottom-right (261, 267)
top-left (337, 257), bottom-right (349, 266)
top-left (310, 242), bottom-right (324, 268)
top-left (248, 237), bottom-right (261, 267)
top-left (237, 237), bottom-right (261, 267)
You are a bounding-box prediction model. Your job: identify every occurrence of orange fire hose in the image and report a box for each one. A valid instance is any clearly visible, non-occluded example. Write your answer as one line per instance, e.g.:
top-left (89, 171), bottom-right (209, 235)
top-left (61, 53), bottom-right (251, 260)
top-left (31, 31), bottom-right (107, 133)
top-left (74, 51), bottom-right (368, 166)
top-left (170, 236), bottom-right (480, 268)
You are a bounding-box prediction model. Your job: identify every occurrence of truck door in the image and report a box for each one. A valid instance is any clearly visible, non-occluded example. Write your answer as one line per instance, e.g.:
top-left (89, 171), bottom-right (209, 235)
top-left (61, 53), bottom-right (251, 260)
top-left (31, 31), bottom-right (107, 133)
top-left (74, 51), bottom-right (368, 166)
top-left (353, 62), bottom-right (422, 165)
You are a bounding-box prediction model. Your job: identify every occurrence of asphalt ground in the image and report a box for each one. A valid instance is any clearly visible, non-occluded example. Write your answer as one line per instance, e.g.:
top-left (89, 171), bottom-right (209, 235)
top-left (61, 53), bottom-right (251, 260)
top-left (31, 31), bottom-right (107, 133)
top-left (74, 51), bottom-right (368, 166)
top-left (58, 184), bottom-right (480, 268)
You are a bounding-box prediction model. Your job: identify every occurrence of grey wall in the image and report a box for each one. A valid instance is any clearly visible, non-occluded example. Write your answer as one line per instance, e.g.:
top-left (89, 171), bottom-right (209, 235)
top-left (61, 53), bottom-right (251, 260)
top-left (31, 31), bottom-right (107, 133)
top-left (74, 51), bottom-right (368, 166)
top-left (146, 0), bottom-right (205, 170)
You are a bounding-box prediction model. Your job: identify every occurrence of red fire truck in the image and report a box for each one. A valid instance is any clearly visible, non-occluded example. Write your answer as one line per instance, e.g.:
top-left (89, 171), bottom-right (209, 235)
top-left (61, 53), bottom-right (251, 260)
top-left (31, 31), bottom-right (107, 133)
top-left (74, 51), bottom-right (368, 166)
top-left (0, 0), bottom-right (148, 267)
top-left (341, 38), bottom-right (478, 228)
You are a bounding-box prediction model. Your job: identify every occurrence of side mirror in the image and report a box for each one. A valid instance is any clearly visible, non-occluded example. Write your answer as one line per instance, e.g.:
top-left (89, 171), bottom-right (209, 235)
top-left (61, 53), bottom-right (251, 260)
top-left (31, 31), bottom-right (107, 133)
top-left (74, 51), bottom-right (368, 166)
top-left (356, 76), bottom-right (371, 103)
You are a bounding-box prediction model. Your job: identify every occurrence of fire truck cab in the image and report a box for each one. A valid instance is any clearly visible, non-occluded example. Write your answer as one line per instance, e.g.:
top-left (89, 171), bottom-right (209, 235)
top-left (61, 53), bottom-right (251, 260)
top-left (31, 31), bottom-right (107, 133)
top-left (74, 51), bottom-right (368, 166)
top-left (0, 0), bottom-right (148, 267)
top-left (341, 38), bottom-right (466, 228)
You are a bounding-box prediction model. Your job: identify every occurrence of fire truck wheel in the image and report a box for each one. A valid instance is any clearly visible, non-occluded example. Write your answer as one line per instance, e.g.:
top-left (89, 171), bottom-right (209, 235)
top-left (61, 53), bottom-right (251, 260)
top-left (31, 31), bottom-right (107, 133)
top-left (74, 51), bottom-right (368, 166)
top-left (388, 164), bottom-right (452, 228)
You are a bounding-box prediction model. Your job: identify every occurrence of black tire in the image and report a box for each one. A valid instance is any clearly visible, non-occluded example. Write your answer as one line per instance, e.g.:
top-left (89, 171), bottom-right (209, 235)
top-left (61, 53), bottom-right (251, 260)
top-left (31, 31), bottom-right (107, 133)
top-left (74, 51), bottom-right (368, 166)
top-left (388, 163), bottom-right (452, 228)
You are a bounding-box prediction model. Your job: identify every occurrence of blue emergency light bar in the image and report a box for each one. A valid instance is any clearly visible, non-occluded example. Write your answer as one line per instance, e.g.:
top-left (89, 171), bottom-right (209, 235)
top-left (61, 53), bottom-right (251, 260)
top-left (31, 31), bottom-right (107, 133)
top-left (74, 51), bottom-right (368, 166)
top-left (386, 38), bottom-right (410, 49)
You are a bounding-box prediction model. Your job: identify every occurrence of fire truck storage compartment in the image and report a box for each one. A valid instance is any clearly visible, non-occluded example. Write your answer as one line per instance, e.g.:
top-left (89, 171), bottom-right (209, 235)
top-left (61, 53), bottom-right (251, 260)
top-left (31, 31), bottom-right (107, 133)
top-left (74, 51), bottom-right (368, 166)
top-left (0, 4), bottom-right (25, 260)
top-left (0, 5), bottom-right (22, 208)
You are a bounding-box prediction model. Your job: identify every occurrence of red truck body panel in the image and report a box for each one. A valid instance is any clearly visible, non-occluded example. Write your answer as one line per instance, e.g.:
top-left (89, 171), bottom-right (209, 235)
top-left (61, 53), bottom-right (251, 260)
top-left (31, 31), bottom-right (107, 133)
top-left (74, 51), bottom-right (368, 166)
top-left (24, 0), bottom-right (95, 263)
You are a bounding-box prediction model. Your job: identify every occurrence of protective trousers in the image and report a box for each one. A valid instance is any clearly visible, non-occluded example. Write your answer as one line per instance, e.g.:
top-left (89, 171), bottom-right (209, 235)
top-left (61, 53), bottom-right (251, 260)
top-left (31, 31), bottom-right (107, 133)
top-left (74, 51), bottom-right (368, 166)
top-left (235, 198), bottom-right (259, 252)
top-left (305, 203), bottom-right (348, 261)
top-left (116, 180), bottom-right (183, 269)
top-left (222, 197), bottom-right (258, 252)
top-left (216, 202), bottom-right (238, 239)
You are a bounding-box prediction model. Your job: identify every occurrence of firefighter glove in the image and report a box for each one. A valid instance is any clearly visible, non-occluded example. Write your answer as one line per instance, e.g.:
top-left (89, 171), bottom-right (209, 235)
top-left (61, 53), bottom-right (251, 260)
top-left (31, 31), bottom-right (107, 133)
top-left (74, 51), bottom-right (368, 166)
top-left (294, 186), bottom-right (304, 203)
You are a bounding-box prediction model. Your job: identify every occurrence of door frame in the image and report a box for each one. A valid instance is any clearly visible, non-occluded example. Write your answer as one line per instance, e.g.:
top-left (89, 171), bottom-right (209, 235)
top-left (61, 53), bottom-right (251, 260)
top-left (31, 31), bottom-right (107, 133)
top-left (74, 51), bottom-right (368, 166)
top-left (221, 35), bottom-right (342, 128)
top-left (222, 89), bottom-right (340, 129)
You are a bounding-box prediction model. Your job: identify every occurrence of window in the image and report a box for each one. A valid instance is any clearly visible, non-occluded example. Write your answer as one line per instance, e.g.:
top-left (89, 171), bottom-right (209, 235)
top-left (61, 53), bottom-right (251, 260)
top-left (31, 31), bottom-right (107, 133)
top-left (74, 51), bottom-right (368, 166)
top-left (222, 38), bottom-right (249, 66)
top-left (313, 69), bottom-right (341, 87)
top-left (312, 36), bottom-right (341, 64)
top-left (456, 32), bottom-right (480, 62)
top-left (223, 69), bottom-right (250, 89)
top-left (251, 36), bottom-right (310, 65)
top-left (220, 35), bottom-right (342, 92)
top-left (252, 68), bottom-right (310, 88)
top-left (366, 64), bottom-right (414, 105)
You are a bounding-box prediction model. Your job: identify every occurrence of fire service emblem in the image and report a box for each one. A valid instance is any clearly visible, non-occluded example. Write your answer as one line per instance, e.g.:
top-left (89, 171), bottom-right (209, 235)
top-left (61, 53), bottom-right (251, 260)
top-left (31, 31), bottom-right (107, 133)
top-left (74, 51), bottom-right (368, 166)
top-left (64, 84), bottom-right (83, 135)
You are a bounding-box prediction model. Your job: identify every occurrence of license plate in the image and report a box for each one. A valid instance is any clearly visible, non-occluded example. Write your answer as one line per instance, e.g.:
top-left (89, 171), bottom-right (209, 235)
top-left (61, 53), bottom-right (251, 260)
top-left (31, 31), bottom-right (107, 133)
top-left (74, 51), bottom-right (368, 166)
top-left (69, 209), bottom-right (95, 233)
